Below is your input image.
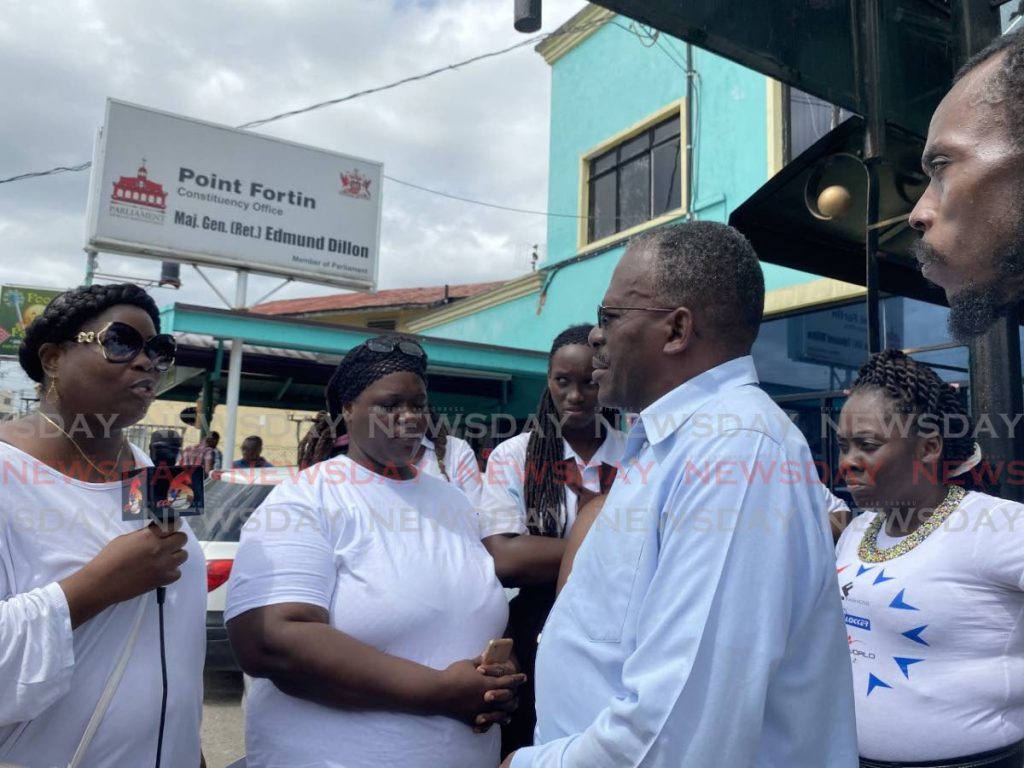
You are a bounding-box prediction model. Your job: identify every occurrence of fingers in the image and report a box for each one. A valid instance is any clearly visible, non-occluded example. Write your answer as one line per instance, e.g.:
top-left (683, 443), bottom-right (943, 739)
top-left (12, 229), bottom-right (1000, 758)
top-left (476, 662), bottom-right (518, 677)
top-left (472, 710), bottom-right (513, 733)
top-left (483, 688), bottom-right (518, 706)
top-left (148, 519), bottom-right (182, 537)
top-left (485, 672), bottom-right (527, 690)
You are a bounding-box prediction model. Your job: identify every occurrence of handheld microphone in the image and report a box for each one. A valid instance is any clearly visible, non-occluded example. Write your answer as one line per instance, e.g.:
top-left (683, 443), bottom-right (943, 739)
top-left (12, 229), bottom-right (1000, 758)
top-left (121, 464), bottom-right (205, 602)
top-left (119, 463), bottom-right (204, 768)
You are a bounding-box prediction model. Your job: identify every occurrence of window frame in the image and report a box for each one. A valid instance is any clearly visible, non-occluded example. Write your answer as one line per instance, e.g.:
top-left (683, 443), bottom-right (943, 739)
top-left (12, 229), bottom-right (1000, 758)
top-left (577, 100), bottom-right (688, 254)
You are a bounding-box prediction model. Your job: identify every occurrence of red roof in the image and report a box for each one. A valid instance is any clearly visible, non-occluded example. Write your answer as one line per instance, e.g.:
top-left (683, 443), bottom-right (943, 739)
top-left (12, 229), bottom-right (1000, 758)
top-left (251, 281), bottom-right (507, 316)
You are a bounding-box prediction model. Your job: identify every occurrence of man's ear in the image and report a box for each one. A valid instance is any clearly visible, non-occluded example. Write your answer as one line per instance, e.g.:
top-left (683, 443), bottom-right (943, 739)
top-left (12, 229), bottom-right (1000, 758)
top-left (663, 307), bottom-right (695, 355)
top-left (38, 342), bottom-right (63, 380)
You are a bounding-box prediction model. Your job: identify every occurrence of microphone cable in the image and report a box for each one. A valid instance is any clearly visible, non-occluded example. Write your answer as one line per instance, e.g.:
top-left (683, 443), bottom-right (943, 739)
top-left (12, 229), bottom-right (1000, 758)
top-left (155, 586), bottom-right (168, 768)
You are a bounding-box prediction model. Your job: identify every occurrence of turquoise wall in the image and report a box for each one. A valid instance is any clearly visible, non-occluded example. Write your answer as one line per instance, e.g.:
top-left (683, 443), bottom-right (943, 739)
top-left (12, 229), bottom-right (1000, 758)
top-left (423, 17), bottom-right (820, 351)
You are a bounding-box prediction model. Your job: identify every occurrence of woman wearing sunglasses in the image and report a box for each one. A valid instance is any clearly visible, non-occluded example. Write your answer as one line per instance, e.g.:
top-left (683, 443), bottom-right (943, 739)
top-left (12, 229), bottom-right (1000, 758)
top-left (0, 283), bottom-right (204, 768)
top-left (226, 335), bottom-right (524, 768)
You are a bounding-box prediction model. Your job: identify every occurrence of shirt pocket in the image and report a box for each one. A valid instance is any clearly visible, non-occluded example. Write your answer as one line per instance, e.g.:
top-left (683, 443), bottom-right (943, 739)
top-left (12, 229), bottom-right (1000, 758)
top-left (566, 525), bottom-right (646, 643)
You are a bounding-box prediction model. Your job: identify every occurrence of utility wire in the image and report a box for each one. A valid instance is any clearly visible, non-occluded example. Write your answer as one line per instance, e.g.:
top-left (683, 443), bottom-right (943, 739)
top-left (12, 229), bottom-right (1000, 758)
top-left (0, 17), bottom-right (607, 186)
top-left (0, 19), bottom-right (611, 220)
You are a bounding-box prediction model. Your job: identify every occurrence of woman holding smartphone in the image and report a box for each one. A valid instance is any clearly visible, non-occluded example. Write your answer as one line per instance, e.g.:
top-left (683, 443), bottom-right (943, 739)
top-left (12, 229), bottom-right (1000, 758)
top-left (226, 336), bottom-right (523, 768)
top-left (480, 323), bottom-right (623, 755)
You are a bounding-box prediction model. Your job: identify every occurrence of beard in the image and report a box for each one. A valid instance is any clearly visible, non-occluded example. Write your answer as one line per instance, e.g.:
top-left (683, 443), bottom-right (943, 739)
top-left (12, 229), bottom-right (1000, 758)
top-left (911, 227), bottom-right (1024, 343)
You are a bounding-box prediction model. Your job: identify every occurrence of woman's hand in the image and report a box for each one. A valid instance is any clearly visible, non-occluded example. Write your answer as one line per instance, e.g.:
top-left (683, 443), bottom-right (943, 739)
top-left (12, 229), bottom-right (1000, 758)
top-left (435, 658), bottom-right (525, 727)
top-left (60, 521), bottom-right (189, 628)
top-left (473, 657), bottom-right (523, 732)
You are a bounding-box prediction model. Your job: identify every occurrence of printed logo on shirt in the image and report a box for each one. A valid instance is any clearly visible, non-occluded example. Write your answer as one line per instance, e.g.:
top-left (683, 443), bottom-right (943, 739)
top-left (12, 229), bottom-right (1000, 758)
top-left (845, 613), bottom-right (871, 631)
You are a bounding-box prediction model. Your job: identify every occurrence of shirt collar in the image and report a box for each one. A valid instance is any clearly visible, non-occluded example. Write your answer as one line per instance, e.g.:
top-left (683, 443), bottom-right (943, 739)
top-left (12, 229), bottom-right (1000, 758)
top-left (632, 355), bottom-right (759, 449)
top-left (562, 426), bottom-right (625, 468)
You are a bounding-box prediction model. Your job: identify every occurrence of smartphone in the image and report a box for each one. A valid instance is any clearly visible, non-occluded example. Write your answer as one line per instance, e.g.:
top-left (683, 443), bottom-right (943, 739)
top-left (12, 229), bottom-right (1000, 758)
top-left (481, 638), bottom-right (513, 665)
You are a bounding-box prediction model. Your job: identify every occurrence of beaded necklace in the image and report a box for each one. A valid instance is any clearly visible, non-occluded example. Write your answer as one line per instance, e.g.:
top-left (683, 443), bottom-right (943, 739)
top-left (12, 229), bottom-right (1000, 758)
top-left (857, 484), bottom-right (967, 563)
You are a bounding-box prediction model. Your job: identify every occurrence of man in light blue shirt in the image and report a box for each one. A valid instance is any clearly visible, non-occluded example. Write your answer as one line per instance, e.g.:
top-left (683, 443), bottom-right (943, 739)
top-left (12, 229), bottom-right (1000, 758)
top-left (505, 222), bottom-right (857, 767)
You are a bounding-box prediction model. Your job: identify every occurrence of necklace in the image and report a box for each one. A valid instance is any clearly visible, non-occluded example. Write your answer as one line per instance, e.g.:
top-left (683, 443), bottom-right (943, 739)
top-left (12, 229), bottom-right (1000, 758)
top-left (38, 411), bottom-right (128, 480)
top-left (857, 484), bottom-right (967, 563)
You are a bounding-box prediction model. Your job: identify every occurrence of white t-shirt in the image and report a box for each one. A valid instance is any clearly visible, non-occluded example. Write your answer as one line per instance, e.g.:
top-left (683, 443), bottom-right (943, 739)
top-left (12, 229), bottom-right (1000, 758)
top-left (479, 429), bottom-right (626, 539)
top-left (0, 442), bottom-right (205, 768)
top-left (415, 435), bottom-right (482, 506)
top-left (835, 490), bottom-right (1024, 761)
top-left (225, 454), bottom-right (509, 768)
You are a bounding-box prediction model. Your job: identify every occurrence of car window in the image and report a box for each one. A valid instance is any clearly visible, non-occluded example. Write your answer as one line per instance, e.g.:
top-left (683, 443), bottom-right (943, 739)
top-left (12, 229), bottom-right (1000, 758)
top-left (191, 479), bottom-right (277, 542)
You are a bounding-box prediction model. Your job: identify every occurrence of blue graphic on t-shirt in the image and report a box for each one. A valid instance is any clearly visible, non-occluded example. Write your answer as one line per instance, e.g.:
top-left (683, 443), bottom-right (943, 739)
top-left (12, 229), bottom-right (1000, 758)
top-left (857, 565), bottom-right (876, 578)
top-left (867, 674), bottom-right (892, 696)
top-left (894, 657), bottom-right (924, 679)
top-left (902, 625), bottom-right (930, 646)
top-left (873, 568), bottom-right (895, 585)
top-left (889, 589), bottom-right (919, 611)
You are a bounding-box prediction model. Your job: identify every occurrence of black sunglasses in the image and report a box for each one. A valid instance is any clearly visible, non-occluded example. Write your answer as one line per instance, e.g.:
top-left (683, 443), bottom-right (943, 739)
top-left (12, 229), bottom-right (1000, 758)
top-left (363, 337), bottom-right (425, 357)
top-left (74, 321), bottom-right (177, 372)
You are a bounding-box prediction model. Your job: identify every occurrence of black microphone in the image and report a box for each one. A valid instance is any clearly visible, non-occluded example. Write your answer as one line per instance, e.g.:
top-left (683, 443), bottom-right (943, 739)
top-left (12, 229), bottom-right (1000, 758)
top-left (120, 462), bottom-right (204, 768)
top-left (120, 463), bottom-right (205, 603)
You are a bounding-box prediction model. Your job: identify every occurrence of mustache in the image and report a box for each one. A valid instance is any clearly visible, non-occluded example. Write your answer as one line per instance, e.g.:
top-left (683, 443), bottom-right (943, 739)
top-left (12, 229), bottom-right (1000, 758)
top-left (909, 239), bottom-right (946, 268)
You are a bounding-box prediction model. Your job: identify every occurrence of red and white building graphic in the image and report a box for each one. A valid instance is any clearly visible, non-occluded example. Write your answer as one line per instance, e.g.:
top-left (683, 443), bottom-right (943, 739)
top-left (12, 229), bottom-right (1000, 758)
top-left (111, 161), bottom-right (167, 209)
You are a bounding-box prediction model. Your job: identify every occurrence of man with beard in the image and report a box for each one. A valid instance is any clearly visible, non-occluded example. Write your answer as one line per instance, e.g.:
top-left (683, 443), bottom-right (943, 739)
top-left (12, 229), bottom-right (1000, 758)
top-left (909, 29), bottom-right (1024, 342)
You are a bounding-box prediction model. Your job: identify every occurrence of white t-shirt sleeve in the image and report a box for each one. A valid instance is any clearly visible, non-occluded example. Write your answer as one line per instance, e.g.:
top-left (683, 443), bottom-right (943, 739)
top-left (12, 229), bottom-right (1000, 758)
top-left (822, 486), bottom-right (850, 516)
top-left (478, 434), bottom-right (529, 538)
top-left (969, 495), bottom-right (1024, 592)
top-left (224, 480), bottom-right (338, 621)
top-left (0, 571), bottom-right (76, 726)
top-left (447, 437), bottom-right (484, 507)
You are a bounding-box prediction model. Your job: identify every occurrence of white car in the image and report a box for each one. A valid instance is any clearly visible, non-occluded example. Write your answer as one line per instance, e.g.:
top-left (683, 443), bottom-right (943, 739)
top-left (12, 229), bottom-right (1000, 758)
top-left (193, 466), bottom-right (297, 671)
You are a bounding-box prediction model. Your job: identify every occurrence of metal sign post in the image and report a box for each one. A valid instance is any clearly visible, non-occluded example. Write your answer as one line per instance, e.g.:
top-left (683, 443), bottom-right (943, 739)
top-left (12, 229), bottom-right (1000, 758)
top-left (222, 270), bottom-right (248, 467)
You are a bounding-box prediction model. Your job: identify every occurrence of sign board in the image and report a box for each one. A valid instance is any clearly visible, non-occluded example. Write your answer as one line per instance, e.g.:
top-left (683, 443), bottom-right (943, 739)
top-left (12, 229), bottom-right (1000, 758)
top-left (0, 285), bottom-right (64, 358)
top-left (788, 301), bottom-right (903, 370)
top-left (86, 100), bottom-right (383, 290)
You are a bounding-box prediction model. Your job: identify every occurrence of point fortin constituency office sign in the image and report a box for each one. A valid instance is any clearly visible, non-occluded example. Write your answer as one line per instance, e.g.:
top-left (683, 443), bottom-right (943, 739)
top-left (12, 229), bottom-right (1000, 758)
top-left (86, 99), bottom-right (383, 290)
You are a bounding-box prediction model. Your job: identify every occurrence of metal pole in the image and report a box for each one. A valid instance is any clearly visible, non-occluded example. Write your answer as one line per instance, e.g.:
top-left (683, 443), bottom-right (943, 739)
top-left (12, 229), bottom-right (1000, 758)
top-left (223, 270), bottom-right (248, 466)
top-left (84, 249), bottom-right (98, 287)
top-left (859, 0), bottom-right (885, 355)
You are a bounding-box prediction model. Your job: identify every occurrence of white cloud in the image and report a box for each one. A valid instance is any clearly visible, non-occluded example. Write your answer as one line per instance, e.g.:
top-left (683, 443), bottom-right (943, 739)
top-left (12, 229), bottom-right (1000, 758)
top-left (0, 0), bottom-right (586, 319)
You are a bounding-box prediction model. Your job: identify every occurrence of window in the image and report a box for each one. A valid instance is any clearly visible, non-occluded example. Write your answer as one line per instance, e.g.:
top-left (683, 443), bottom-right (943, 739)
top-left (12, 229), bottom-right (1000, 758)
top-left (586, 114), bottom-right (682, 244)
top-left (785, 86), bottom-right (854, 161)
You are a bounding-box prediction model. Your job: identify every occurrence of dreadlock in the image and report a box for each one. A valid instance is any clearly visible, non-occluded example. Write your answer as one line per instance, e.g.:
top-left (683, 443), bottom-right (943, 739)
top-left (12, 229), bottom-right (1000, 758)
top-left (19, 283), bottom-right (161, 383)
top-left (851, 349), bottom-right (983, 491)
top-left (429, 407), bottom-right (450, 482)
top-left (297, 410), bottom-right (346, 469)
top-left (525, 324), bottom-right (618, 537)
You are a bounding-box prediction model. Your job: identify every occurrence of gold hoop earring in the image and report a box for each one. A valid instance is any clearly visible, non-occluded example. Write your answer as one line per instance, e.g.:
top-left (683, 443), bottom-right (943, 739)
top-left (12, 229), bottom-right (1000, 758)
top-left (46, 377), bottom-right (60, 408)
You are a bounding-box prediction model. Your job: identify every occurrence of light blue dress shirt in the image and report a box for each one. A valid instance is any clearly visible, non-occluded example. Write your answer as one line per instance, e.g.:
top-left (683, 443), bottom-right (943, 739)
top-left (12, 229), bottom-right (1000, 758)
top-left (513, 356), bottom-right (857, 767)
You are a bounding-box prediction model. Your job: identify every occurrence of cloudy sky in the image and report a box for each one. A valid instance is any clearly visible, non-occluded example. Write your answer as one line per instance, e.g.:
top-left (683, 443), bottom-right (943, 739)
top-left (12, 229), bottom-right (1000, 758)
top-left (0, 0), bottom-right (586, 391)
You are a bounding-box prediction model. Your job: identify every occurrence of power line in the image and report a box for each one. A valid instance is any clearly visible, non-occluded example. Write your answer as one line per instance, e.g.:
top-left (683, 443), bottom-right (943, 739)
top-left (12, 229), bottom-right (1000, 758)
top-left (237, 35), bottom-right (545, 130)
top-left (0, 17), bottom-right (609, 187)
top-left (384, 174), bottom-right (585, 218)
top-left (0, 17), bottom-right (622, 222)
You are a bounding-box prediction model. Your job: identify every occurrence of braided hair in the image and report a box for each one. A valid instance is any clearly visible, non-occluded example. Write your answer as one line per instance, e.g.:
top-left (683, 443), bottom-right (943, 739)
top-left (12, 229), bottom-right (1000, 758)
top-left (19, 283), bottom-right (161, 383)
top-left (430, 408), bottom-right (450, 482)
top-left (525, 324), bottom-right (618, 537)
top-left (851, 349), bottom-right (982, 491)
top-left (297, 411), bottom-right (343, 469)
